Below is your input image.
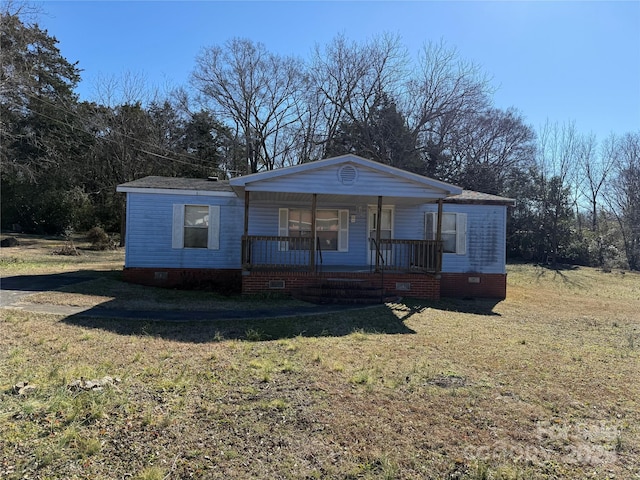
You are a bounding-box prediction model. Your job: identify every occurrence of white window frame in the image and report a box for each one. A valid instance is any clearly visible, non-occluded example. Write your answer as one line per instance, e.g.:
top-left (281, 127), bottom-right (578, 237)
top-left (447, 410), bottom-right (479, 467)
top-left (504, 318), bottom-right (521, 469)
top-left (279, 208), bottom-right (349, 252)
top-left (425, 211), bottom-right (466, 255)
top-left (172, 204), bottom-right (220, 250)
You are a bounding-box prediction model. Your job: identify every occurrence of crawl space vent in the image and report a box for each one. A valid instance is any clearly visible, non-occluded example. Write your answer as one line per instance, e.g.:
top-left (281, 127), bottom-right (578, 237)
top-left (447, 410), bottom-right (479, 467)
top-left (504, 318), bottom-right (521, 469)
top-left (338, 165), bottom-right (358, 185)
top-left (269, 280), bottom-right (285, 289)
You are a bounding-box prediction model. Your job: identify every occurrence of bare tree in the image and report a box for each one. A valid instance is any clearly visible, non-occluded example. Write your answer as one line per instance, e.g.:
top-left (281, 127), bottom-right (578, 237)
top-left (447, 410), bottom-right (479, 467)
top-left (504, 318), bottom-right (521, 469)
top-left (536, 121), bottom-right (581, 265)
top-left (578, 133), bottom-right (615, 231)
top-left (91, 71), bottom-right (155, 108)
top-left (309, 33), bottom-right (408, 159)
top-left (191, 38), bottom-right (306, 173)
top-left (605, 132), bottom-right (640, 270)
top-left (448, 107), bottom-right (535, 193)
top-left (404, 40), bottom-right (492, 175)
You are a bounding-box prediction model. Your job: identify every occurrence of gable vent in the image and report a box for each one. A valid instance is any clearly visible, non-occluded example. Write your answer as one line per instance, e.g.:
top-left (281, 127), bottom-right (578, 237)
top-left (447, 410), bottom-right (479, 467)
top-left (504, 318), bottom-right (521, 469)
top-left (338, 165), bottom-right (358, 185)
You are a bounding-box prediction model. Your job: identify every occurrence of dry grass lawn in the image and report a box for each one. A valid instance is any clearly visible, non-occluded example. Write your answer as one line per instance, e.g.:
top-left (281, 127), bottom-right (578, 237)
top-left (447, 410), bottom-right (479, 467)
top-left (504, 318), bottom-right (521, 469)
top-left (1, 236), bottom-right (639, 479)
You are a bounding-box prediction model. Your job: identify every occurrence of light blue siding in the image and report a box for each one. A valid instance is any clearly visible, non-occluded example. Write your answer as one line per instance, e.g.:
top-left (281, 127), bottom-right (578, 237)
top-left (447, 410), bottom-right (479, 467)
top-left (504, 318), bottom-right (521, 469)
top-left (246, 163), bottom-right (446, 198)
top-left (248, 201), bottom-right (369, 266)
top-left (125, 193), bottom-right (507, 274)
top-left (124, 193), bottom-right (243, 269)
top-left (420, 204), bottom-right (507, 274)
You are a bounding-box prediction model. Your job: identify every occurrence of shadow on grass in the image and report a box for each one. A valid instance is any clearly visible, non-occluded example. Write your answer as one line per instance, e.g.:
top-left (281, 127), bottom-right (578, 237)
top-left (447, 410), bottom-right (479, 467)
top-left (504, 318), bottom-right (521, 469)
top-left (534, 263), bottom-right (584, 288)
top-left (1, 269), bottom-right (415, 341)
top-left (61, 295), bottom-right (502, 343)
top-left (399, 297), bottom-right (502, 319)
top-left (62, 304), bottom-right (415, 343)
top-left (0, 271), bottom-right (102, 292)
top-left (4, 269), bottom-right (502, 342)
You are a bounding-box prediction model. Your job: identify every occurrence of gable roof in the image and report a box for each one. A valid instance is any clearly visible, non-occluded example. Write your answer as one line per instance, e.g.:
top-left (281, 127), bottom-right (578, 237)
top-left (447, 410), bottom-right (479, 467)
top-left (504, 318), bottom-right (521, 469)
top-left (229, 154), bottom-right (463, 199)
top-left (116, 155), bottom-right (515, 206)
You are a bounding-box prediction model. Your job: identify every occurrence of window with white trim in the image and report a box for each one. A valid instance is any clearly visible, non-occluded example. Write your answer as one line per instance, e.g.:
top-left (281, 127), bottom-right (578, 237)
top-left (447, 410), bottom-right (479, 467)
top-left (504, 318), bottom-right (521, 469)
top-left (425, 212), bottom-right (466, 254)
top-left (279, 208), bottom-right (349, 251)
top-left (172, 204), bottom-right (220, 249)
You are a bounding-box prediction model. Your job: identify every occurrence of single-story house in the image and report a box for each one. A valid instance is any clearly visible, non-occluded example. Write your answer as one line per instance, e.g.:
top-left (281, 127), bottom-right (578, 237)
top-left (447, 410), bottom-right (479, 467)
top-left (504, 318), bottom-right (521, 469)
top-left (116, 155), bottom-right (514, 302)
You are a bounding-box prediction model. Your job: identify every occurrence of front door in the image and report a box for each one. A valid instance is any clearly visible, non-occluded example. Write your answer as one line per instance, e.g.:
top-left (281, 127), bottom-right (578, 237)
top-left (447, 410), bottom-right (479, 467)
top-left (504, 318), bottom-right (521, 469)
top-left (367, 207), bottom-right (393, 266)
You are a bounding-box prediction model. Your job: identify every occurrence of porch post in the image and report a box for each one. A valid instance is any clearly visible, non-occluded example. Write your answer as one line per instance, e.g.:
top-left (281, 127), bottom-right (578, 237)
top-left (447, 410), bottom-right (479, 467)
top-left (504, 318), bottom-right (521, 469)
top-left (243, 190), bottom-right (250, 266)
top-left (375, 195), bottom-right (383, 272)
top-left (436, 198), bottom-right (443, 273)
top-left (244, 190), bottom-right (250, 237)
top-left (310, 193), bottom-right (317, 272)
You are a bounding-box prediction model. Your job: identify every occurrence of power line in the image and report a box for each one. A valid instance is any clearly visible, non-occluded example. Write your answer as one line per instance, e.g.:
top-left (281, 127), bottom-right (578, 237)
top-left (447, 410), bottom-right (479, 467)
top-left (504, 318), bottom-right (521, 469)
top-left (10, 90), bottom-right (221, 169)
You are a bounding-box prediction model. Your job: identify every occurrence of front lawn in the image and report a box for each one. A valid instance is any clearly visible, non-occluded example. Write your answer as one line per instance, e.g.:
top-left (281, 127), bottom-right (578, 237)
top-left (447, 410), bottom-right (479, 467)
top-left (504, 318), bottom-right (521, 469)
top-left (1, 237), bottom-right (638, 478)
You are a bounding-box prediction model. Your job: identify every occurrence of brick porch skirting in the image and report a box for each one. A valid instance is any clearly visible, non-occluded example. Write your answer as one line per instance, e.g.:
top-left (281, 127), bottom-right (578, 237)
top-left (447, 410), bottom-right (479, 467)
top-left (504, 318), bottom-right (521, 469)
top-left (241, 270), bottom-right (441, 300)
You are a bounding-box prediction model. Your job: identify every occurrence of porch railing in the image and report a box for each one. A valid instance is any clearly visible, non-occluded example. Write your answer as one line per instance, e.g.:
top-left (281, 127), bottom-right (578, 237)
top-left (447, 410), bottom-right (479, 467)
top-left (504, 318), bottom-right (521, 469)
top-left (374, 239), bottom-right (442, 273)
top-left (242, 235), bottom-right (323, 271)
top-left (242, 235), bottom-right (442, 273)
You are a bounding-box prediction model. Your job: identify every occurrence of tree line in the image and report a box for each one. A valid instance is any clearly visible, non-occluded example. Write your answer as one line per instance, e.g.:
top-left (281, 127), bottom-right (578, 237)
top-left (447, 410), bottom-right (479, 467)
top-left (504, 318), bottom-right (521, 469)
top-left (1, 8), bottom-right (638, 269)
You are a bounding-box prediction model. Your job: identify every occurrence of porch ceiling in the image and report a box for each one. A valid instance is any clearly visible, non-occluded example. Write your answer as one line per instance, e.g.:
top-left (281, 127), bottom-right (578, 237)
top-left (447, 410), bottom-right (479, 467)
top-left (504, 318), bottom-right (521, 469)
top-left (245, 191), bottom-right (440, 205)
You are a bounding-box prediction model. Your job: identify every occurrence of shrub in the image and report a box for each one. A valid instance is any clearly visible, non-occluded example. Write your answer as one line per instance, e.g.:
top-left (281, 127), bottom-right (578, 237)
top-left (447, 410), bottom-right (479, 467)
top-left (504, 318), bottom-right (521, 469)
top-left (52, 242), bottom-right (80, 256)
top-left (86, 227), bottom-right (117, 251)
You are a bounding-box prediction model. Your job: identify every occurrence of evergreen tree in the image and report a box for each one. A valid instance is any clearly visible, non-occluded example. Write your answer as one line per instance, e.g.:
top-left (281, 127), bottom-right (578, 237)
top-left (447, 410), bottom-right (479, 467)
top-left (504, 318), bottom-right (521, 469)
top-left (1, 9), bottom-right (93, 233)
top-left (325, 92), bottom-right (420, 171)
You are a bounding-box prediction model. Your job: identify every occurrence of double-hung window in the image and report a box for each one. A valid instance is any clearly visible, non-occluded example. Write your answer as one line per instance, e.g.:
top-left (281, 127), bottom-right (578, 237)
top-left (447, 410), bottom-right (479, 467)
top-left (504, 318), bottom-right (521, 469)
top-left (279, 208), bottom-right (349, 251)
top-left (425, 212), bottom-right (466, 254)
top-left (172, 204), bottom-right (220, 249)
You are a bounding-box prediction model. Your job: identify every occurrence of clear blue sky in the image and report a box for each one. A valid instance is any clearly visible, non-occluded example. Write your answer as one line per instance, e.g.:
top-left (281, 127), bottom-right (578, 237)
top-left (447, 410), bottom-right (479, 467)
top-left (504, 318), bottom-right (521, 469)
top-left (38, 1), bottom-right (640, 140)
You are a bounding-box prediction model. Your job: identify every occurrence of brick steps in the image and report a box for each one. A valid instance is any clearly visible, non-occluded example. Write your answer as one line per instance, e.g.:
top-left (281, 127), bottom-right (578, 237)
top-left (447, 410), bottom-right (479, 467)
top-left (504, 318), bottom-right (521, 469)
top-left (292, 278), bottom-right (398, 305)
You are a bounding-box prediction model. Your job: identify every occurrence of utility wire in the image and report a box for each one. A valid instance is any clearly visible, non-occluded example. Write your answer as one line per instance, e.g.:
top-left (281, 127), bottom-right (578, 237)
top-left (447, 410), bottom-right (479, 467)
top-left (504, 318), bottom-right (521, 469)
top-left (9, 90), bottom-right (222, 168)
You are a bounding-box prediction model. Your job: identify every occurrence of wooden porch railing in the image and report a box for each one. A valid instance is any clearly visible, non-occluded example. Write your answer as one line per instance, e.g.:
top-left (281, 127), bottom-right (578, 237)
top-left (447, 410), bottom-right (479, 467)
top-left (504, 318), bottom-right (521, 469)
top-left (242, 236), bottom-right (442, 273)
top-left (376, 239), bottom-right (442, 273)
top-left (242, 235), bottom-right (323, 271)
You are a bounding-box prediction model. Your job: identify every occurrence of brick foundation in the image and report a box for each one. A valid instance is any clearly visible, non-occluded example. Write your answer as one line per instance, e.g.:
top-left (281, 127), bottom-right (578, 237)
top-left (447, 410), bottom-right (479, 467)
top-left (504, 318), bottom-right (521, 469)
top-left (123, 267), bottom-right (242, 294)
top-left (241, 270), bottom-right (441, 300)
top-left (440, 273), bottom-right (507, 299)
top-left (123, 267), bottom-right (505, 300)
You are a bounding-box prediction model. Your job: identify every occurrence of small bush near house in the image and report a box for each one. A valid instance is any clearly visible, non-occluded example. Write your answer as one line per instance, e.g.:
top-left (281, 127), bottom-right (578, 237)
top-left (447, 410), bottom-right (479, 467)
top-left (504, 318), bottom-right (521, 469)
top-left (86, 227), bottom-right (117, 251)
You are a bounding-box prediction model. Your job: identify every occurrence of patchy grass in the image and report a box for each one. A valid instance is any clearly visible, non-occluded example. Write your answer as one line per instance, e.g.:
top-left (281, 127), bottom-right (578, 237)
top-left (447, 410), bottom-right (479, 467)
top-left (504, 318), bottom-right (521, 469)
top-left (1, 234), bottom-right (306, 312)
top-left (21, 275), bottom-right (307, 312)
top-left (1, 240), bottom-right (639, 478)
top-left (0, 233), bottom-right (124, 274)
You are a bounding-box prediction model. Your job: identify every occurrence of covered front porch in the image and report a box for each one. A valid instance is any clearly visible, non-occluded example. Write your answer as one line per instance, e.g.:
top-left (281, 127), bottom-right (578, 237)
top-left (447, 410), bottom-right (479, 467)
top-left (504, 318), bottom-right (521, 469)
top-left (229, 155), bottom-right (462, 301)
top-left (238, 193), bottom-right (447, 301)
top-left (241, 235), bottom-right (443, 274)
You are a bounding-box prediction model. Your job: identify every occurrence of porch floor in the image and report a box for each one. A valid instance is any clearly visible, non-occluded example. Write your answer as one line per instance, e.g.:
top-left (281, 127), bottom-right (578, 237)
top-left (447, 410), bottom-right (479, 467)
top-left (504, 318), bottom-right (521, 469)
top-left (246, 265), bottom-right (435, 274)
top-left (317, 265), bottom-right (373, 273)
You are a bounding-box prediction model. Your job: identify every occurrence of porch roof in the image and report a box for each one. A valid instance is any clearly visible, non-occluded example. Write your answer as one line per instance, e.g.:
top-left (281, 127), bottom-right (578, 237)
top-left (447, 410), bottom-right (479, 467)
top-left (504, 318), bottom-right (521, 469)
top-left (229, 155), bottom-right (463, 201)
